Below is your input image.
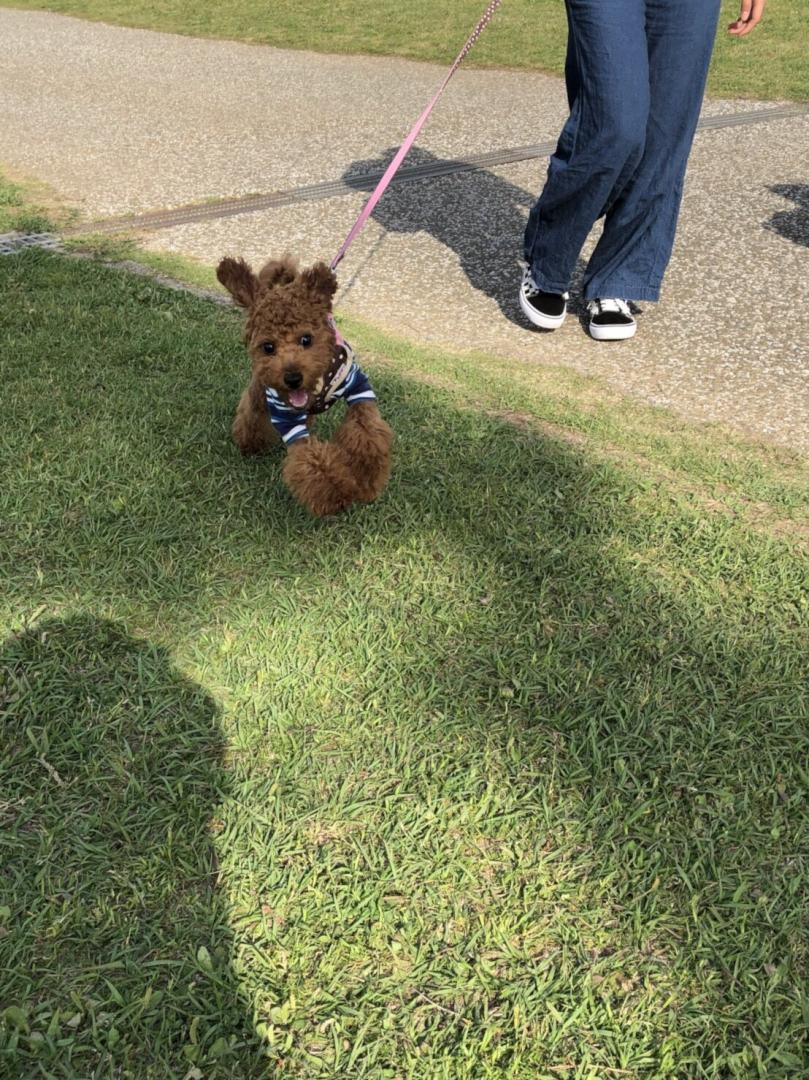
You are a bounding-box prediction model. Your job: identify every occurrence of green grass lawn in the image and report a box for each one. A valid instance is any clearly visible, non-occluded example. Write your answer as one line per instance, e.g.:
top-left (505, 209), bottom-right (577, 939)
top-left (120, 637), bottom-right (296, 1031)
top-left (1, 248), bottom-right (807, 1077)
top-left (2, 0), bottom-right (806, 101)
top-left (0, 172), bottom-right (67, 235)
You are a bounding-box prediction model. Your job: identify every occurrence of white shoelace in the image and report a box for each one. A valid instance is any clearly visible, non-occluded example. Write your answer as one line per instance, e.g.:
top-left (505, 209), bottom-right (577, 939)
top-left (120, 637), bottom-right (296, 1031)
top-left (588, 298), bottom-right (632, 318)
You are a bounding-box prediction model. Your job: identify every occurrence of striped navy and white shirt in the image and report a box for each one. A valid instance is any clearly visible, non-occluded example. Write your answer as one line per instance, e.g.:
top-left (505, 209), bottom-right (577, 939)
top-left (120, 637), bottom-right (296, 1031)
top-left (264, 340), bottom-right (377, 447)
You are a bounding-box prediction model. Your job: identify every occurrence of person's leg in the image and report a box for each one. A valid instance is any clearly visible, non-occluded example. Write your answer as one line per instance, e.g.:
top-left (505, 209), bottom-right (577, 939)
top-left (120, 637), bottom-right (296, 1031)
top-left (523, 0), bottom-right (650, 295)
top-left (582, 0), bottom-right (722, 302)
top-left (562, 2), bottom-right (580, 110)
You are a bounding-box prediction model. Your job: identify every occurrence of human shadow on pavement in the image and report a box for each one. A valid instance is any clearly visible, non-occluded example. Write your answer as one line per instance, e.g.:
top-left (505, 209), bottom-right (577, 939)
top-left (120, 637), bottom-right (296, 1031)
top-left (0, 616), bottom-right (262, 1076)
top-left (766, 184), bottom-right (809, 247)
top-left (342, 147), bottom-right (590, 328)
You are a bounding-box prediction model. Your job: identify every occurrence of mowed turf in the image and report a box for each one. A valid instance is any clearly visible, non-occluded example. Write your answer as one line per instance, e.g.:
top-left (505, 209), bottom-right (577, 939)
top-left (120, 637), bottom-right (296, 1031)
top-left (2, 0), bottom-right (806, 102)
top-left (1, 249), bottom-right (808, 1077)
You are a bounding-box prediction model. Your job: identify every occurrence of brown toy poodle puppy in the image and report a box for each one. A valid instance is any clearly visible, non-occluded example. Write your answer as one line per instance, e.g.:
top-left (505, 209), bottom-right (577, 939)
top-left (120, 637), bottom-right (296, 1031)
top-left (217, 255), bottom-right (393, 517)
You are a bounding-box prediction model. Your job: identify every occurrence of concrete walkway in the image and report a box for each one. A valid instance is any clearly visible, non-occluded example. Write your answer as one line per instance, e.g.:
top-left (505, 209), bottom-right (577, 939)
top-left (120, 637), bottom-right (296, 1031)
top-left (2, 9), bottom-right (807, 451)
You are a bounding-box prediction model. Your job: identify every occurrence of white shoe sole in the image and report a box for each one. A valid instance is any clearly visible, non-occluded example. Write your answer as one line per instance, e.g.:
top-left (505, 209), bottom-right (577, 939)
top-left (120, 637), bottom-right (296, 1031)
top-left (589, 320), bottom-right (636, 341)
top-left (519, 287), bottom-right (567, 330)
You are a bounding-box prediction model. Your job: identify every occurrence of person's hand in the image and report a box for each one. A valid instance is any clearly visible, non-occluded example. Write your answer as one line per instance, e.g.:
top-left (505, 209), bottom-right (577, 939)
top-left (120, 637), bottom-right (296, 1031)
top-left (728, 0), bottom-right (765, 35)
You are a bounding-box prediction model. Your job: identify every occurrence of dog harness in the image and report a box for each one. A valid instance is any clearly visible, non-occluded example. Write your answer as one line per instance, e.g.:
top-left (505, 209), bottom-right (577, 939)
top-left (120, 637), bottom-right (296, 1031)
top-left (264, 337), bottom-right (377, 447)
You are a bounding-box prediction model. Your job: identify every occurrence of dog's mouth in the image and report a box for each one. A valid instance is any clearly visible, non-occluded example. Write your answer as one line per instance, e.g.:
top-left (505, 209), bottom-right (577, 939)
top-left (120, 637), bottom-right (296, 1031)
top-left (287, 388), bottom-right (310, 409)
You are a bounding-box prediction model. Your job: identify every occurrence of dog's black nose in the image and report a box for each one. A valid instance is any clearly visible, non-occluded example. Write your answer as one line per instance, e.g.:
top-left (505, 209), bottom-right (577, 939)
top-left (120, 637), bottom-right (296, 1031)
top-left (283, 370), bottom-right (303, 389)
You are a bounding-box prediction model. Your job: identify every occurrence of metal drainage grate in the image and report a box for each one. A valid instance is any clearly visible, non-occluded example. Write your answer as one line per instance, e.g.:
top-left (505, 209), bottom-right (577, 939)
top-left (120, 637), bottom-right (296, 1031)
top-left (0, 232), bottom-right (62, 256)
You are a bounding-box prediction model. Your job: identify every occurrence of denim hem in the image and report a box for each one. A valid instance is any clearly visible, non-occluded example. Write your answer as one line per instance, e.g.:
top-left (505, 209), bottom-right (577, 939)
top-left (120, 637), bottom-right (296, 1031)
top-left (583, 282), bottom-right (661, 303)
top-left (528, 267), bottom-right (571, 296)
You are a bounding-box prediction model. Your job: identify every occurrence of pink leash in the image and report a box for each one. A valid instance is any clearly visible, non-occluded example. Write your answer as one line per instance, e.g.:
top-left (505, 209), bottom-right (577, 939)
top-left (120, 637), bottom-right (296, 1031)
top-left (330, 0), bottom-right (503, 272)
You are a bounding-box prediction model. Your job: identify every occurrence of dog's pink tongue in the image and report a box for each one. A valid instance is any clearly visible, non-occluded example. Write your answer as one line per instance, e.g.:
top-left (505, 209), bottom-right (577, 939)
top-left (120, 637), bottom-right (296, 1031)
top-left (289, 389), bottom-right (309, 409)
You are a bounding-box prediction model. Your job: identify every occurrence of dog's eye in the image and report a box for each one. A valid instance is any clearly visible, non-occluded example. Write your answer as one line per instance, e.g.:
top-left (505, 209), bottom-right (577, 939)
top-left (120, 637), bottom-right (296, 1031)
top-left (262, 342), bottom-right (276, 356)
top-left (299, 334), bottom-right (313, 348)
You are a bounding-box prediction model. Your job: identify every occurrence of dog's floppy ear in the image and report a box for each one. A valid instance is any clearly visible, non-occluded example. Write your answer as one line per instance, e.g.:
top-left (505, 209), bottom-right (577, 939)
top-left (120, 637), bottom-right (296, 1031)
top-left (216, 257), bottom-right (260, 308)
top-left (301, 261), bottom-right (338, 304)
top-left (258, 255), bottom-right (299, 290)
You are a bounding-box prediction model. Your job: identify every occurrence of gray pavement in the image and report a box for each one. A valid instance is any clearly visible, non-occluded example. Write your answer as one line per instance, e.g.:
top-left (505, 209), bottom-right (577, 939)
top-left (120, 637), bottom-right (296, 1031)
top-left (2, 9), bottom-right (807, 451)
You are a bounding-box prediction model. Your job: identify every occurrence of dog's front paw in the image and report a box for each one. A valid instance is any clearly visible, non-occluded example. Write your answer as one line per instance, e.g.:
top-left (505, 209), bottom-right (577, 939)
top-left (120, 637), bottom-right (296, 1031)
top-left (333, 402), bottom-right (393, 502)
top-left (232, 384), bottom-right (278, 455)
top-left (282, 437), bottom-right (360, 516)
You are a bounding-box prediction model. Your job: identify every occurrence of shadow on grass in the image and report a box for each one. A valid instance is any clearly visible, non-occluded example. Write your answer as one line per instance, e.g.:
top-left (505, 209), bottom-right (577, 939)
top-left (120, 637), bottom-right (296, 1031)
top-left (1, 249), bottom-right (806, 1073)
top-left (0, 616), bottom-right (264, 1076)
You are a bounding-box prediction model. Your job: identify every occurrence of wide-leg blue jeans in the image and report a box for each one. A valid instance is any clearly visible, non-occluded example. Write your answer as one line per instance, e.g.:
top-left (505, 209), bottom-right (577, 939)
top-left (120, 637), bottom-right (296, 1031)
top-left (524, 0), bottom-right (721, 302)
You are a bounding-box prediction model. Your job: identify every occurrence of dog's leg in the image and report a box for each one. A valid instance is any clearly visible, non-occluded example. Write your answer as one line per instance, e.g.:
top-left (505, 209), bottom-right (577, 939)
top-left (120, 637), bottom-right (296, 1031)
top-left (332, 402), bottom-right (393, 503)
top-left (232, 377), bottom-right (277, 455)
top-left (282, 437), bottom-right (361, 517)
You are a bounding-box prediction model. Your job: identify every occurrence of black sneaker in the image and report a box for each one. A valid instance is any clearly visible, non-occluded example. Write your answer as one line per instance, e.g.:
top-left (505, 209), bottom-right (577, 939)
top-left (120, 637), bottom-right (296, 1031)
top-left (587, 298), bottom-right (636, 341)
top-left (519, 269), bottom-right (568, 330)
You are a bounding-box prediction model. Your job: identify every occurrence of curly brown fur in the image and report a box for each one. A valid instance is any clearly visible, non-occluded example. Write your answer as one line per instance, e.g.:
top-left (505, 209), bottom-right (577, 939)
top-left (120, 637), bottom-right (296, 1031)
top-left (332, 402), bottom-right (393, 503)
top-left (258, 256), bottom-right (299, 290)
top-left (282, 438), bottom-right (361, 517)
top-left (218, 255), bottom-right (338, 407)
top-left (217, 254), bottom-right (392, 515)
top-left (232, 376), bottom-right (278, 455)
top-left (216, 257), bottom-right (259, 310)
